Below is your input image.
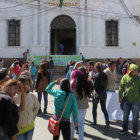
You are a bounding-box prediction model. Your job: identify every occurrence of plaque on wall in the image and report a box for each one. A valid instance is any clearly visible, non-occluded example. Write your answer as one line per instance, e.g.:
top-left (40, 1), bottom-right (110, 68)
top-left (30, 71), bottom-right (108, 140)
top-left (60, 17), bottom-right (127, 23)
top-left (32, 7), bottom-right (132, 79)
top-left (46, 0), bottom-right (79, 7)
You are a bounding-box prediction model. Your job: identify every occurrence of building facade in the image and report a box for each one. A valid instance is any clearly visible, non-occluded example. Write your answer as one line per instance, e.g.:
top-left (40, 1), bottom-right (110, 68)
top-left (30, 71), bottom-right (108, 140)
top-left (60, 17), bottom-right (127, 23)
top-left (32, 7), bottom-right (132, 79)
top-left (0, 0), bottom-right (140, 59)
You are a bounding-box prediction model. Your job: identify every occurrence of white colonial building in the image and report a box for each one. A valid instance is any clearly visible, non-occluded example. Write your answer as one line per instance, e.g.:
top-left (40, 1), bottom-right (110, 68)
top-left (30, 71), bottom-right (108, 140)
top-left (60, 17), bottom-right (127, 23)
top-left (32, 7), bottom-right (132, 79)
top-left (0, 0), bottom-right (140, 59)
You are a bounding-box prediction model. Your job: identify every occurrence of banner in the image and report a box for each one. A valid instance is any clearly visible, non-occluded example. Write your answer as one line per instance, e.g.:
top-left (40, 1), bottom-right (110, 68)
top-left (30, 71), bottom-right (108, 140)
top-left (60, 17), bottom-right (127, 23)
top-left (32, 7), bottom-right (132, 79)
top-left (28, 55), bottom-right (82, 66)
top-left (102, 91), bottom-right (132, 121)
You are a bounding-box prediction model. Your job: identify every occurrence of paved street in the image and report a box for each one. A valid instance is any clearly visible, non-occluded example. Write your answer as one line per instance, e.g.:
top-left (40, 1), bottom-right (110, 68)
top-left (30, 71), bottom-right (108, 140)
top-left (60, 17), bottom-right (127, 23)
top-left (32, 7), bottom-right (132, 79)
top-left (32, 85), bottom-right (140, 140)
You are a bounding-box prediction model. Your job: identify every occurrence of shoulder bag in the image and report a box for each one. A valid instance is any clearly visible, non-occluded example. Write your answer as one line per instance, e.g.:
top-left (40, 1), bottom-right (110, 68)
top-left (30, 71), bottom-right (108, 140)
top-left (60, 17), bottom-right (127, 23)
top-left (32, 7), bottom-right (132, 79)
top-left (48, 95), bottom-right (70, 136)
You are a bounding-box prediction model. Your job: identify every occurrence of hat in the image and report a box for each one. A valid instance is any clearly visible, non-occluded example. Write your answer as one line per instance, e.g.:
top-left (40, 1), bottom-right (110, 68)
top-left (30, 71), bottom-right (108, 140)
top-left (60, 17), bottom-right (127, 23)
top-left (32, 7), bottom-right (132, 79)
top-left (0, 68), bottom-right (7, 80)
top-left (128, 64), bottom-right (139, 75)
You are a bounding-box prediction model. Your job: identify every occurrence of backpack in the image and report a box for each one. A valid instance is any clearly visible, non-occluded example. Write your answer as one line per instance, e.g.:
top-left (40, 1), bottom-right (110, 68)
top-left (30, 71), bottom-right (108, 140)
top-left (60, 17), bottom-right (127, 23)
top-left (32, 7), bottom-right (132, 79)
top-left (37, 72), bottom-right (48, 92)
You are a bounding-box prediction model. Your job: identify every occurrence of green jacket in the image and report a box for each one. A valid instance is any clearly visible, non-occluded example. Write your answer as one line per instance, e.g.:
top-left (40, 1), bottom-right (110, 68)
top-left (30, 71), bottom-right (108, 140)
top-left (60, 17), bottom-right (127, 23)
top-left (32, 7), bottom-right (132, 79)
top-left (119, 64), bottom-right (140, 102)
top-left (46, 82), bottom-right (78, 123)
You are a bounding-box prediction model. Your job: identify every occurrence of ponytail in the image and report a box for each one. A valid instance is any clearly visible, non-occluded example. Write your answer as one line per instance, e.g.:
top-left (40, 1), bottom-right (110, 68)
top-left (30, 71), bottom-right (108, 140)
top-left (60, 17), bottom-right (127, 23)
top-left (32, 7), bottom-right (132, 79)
top-left (60, 78), bottom-right (70, 100)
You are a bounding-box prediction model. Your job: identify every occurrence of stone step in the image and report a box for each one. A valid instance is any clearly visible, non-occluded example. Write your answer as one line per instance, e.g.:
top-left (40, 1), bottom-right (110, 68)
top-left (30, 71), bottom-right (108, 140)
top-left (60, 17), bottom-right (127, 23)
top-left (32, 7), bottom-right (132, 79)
top-left (53, 66), bottom-right (67, 75)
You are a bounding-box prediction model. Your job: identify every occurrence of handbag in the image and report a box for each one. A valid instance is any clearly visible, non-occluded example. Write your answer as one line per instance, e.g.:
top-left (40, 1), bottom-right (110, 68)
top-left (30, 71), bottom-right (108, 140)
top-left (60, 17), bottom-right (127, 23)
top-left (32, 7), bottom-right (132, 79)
top-left (48, 95), bottom-right (70, 136)
top-left (120, 76), bottom-right (138, 110)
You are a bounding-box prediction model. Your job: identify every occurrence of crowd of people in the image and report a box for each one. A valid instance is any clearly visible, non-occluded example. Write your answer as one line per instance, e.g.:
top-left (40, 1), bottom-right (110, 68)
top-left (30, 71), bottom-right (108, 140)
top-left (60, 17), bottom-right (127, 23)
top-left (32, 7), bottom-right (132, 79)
top-left (0, 56), bottom-right (140, 140)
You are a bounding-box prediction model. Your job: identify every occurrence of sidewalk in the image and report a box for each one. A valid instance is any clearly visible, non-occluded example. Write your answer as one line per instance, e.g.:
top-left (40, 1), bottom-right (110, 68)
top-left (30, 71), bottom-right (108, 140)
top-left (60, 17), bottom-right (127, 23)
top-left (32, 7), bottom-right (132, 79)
top-left (32, 85), bottom-right (140, 140)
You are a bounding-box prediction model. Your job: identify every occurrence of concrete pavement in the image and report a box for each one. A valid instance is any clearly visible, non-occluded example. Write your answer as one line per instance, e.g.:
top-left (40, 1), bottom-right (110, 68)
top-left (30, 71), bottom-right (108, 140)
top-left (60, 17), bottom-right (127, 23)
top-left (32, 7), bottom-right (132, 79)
top-left (32, 85), bottom-right (140, 140)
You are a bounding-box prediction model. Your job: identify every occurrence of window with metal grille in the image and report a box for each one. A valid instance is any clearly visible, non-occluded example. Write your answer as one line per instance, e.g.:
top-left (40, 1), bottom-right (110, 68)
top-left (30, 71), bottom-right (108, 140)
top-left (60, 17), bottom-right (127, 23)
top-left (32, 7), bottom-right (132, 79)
top-left (106, 20), bottom-right (118, 46)
top-left (8, 20), bottom-right (20, 46)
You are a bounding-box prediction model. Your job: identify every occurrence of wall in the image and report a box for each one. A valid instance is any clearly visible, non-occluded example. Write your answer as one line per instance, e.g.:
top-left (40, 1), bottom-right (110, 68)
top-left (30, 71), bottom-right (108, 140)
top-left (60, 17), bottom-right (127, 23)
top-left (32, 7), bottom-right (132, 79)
top-left (0, 0), bottom-right (34, 58)
top-left (0, 0), bottom-right (140, 59)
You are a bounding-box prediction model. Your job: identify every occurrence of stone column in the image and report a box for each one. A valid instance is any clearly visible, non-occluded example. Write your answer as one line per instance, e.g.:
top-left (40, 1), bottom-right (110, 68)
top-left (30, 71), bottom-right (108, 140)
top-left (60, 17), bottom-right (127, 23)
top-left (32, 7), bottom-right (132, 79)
top-left (40, 8), bottom-right (46, 47)
top-left (33, 5), bottom-right (38, 46)
top-left (86, 9), bottom-right (93, 46)
top-left (79, 8), bottom-right (85, 46)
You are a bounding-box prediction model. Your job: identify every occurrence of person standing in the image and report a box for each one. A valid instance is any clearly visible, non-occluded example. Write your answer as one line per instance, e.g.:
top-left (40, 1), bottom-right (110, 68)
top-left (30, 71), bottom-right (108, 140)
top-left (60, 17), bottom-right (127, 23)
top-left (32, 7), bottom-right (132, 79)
top-left (48, 57), bottom-right (54, 81)
top-left (35, 63), bottom-right (50, 113)
top-left (41, 57), bottom-right (47, 64)
top-left (14, 61), bottom-right (22, 79)
top-left (29, 62), bottom-right (37, 88)
top-left (70, 69), bottom-right (90, 140)
top-left (23, 49), bottom-right (30, 62)
top-left (104, 61), bottom-right (117, 92)
top-left (0, 79), bottom-right (26, 140)
top-left (0, 79), bottom-right (19, 140)
top-left (66, 61), bottom-right (76, 80)
top-left (119, 64), bottom-right (140, 139)
top-left (0, 68), bottom-right (8, 90)
top-left (87, 61), bottom-right (95, 81)
top-left (17, 75), bottom-right (40, 140)
top-left (103, 61), bottom-right (119, 120)
top-left (103, 58), bottom-right (109, 70)
top-left (59, 44), bottom-right (64, 55)
top-left (116, 57), bottom-right (122, 73)
top-left (20, 64), bottom-right (33, 92)
top-left (46, 78), bottom-right (78, 140)
top-left (80, 52), bottom-right (85, 61)
top-left (92, 62), bottom-right (109, 129)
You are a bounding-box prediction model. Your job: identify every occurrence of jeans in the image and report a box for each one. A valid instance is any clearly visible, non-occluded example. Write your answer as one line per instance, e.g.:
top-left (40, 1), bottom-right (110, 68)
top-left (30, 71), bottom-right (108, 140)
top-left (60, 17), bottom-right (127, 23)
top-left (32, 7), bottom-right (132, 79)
top-left (37, 91), bottom-right (48, 110)
top-left (17, 129), bottom-right (34, 140)
top-left (71, 109), bottom-right (86, 140)
top-left (31, 75), bottom-right (36, 88)
top-left (122, 100), bottom-right (140, 134)
top-left (53, 121), bottom-right (70, 140)
top-left (92, 98), bottom-right (109, 126)
top-left (48, 69), bottom-right (53, 81)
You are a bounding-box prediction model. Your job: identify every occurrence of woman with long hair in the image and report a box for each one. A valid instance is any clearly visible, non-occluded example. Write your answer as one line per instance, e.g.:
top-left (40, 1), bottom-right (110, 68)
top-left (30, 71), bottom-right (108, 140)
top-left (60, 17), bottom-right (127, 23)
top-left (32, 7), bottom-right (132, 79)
top-left (20, 63), bottom-right (33, 92)
top-left (16, 75), bottom-right (40, 140)
top-left (92, 62), bottom-right (109, 129)
top-left (35, 63), bottom-right (50, 113)
top-left (0, 79), bottom-right (25, 140)
top-left (46, 78), bottom-right (78, 140)
top-left (70, 68), bottom-right (90, 140)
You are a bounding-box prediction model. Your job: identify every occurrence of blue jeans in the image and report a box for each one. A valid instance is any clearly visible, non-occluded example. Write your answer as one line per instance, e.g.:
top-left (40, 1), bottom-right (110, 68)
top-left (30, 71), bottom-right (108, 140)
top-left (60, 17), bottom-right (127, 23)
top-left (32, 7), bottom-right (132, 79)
top-left (31, 75), bottom-right (36, 88)
top-left (17, 129), bottom-right (34, 140)
top-left (92, 98), bottom-right (109, 126)
top-left (37, 91), bottom-right (48, 110)
top-left (122, 100), bottom-right (140, 134)
top-left (71, 109), bottom-right (86, 140)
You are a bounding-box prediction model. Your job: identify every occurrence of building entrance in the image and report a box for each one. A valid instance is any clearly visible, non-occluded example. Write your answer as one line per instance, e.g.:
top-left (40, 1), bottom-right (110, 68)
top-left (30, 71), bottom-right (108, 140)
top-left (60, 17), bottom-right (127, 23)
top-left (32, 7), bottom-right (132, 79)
top-left (50, 15), bottom-right (76, 55)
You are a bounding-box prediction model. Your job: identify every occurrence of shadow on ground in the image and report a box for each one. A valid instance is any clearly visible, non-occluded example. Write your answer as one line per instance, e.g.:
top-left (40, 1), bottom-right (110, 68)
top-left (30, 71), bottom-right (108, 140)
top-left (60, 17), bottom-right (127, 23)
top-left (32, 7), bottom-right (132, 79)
top-left (84, 119), bottom-right (140, 140)
top-left (37, 112), bottom-right (53, 120)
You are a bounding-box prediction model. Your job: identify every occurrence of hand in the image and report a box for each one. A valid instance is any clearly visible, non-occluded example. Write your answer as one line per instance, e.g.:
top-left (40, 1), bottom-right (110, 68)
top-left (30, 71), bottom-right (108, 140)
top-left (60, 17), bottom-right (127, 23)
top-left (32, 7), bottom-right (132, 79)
top-left (17, 82), bottom-right (25, 95)
top-left (73, 123), bottom-right (77, 127)
top-left (54, 78), bottom-right (62, 84)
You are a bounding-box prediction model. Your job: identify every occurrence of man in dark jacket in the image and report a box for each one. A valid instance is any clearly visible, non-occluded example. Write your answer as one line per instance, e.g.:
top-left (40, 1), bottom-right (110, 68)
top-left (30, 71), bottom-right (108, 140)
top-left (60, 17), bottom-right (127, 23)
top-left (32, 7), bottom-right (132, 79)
top-left (92, 62), bottom-right (109, 129)
top-left (48, 57), bottom-right (54, 81)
